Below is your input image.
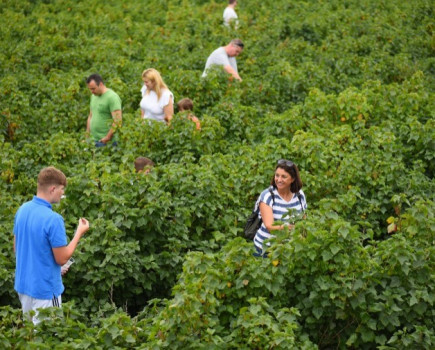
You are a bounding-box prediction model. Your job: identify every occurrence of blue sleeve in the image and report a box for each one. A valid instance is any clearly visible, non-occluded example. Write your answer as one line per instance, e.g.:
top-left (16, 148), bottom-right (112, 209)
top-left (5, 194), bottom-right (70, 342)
top-left (47, 214), bottom-right (67, 248)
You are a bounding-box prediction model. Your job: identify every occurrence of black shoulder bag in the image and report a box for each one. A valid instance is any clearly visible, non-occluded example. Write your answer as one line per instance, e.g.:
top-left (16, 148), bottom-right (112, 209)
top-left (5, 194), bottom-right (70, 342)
top-left (244, 188), bottom-right (275, 240)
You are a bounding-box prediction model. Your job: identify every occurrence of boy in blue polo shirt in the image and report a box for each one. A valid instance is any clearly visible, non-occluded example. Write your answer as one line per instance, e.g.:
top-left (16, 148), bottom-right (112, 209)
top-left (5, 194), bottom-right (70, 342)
top-left (13, 166), bottom-right (90, 324)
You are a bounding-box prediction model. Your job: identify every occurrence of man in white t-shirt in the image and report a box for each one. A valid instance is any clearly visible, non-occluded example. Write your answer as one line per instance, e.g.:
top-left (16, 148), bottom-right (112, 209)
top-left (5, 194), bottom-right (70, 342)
top-left (223, 0), bottom-right (238, 27)
top-left (202, 39), bottom-right (244, 81)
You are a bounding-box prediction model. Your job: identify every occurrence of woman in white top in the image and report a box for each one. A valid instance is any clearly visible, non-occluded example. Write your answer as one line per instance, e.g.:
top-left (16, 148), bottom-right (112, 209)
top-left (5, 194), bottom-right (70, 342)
top-left (140, 68), bottom-right (174, 123)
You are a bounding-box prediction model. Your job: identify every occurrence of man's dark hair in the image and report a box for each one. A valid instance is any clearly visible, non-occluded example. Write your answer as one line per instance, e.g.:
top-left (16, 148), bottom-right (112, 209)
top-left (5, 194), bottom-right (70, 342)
top-left (86, 73), bottom-right (104, 85)
top-left (231, 39), bottom-right (244, 49)
top-left (228, 0), bottom-right (237, 4)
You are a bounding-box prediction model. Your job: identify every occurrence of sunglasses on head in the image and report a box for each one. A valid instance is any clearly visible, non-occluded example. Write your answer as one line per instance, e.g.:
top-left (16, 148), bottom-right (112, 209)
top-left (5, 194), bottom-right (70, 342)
top-left (277, 159), bottom-right (294, 167)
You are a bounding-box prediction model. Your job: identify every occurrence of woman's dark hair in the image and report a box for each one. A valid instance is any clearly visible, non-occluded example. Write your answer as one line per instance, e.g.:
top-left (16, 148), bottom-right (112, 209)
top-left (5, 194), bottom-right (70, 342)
top-left (270, 160), bottom-right (303, 193)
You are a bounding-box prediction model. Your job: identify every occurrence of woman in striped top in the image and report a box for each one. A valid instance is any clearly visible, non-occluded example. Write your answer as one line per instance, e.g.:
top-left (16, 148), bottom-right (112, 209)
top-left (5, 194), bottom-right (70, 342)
top-left (253, 160), bottom-right (307, 256)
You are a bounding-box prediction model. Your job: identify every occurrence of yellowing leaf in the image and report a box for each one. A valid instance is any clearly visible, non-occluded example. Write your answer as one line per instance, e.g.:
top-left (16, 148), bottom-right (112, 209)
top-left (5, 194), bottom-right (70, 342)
top-left (387, 223), bottom-right (397, 234)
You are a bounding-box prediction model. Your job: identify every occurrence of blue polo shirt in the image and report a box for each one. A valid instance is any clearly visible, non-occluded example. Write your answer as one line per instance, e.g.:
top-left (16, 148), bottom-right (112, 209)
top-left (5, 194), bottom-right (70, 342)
top-left (14, 196), bottom-right (67, 299)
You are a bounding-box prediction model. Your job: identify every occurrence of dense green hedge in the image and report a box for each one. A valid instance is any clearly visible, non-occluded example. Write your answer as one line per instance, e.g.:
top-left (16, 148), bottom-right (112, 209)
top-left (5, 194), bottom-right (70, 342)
top-left (1, 0), bottom-right (434, 348)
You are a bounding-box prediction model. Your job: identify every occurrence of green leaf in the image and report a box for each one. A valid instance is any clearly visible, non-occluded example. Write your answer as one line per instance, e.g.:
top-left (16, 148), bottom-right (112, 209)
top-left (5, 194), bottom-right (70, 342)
top-left (312, 307), bottom-right (323, 320)
top-left (361, 328), bottom-right (375, 342)
top-left (367, 318), bottom-right (377, 331)
top-left (322, 250), bottom-right (333, 261)
top-left (346, 333), bottom-right (357, 346)
top-left (125, 334), bottom-right (136, 343)
top-left (409, 295), bottom-right (418, 306)
top-left (330, 244), bottom-right (340, 255)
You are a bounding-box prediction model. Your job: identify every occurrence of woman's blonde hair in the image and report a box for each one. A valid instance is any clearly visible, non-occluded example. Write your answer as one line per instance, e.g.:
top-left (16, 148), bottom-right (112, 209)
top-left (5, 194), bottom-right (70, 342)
top-left (142, 68), bottom-right (168, 100)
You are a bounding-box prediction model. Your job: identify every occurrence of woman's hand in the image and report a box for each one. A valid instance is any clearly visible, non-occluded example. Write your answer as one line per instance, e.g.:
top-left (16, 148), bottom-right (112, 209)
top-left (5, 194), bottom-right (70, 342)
top-left (281, 223), bottom-right (295, 230)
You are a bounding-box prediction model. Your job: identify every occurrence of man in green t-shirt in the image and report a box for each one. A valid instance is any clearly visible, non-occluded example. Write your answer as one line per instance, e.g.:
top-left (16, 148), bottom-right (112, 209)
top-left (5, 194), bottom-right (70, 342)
top-left (86, 74), bottom-right (122, 147)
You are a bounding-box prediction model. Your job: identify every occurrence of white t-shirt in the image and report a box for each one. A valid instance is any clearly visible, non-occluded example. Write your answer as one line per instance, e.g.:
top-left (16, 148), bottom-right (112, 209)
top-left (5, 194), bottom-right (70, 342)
top-left (223, 7), bottom-right (238, 27)
top-left (140, 86), bottom-right (174, 122)
top-left (202, 47), bottom-right (238, 77)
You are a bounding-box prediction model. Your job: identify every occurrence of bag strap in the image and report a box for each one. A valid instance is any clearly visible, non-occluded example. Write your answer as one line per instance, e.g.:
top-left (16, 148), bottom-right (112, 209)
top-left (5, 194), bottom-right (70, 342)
top-left (268, 187), bottom-right (275, 206)
top-left (296, 192), bottom-right (305, 213)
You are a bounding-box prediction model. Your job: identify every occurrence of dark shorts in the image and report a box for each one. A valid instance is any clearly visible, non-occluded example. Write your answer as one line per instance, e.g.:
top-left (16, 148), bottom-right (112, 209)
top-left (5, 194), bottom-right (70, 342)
top-left (95, 141), bottom-right (118, 148)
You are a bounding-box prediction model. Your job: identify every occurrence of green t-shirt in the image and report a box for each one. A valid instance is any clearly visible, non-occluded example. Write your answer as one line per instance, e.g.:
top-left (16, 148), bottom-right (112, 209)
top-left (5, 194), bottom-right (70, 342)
top-left (89, 89), bottom-right (122, 142)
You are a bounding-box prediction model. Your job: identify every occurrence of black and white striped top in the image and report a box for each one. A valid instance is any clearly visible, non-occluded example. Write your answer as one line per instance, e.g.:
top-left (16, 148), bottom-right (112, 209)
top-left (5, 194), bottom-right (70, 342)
top-left (253, 186), bottom-right (307, 251)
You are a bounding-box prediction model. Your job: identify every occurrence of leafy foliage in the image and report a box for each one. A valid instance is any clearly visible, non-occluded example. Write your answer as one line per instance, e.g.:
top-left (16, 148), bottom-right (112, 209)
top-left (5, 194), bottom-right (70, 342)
top-left (0, 0), bottom-right (434, 348)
